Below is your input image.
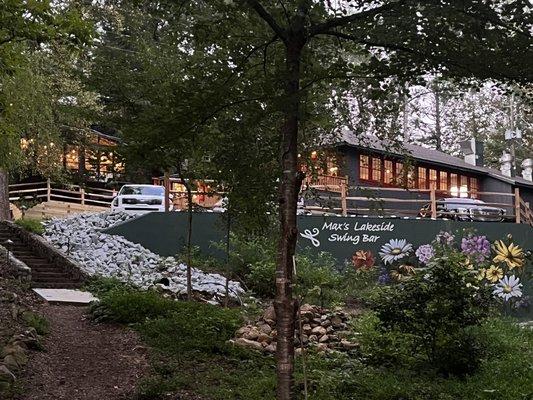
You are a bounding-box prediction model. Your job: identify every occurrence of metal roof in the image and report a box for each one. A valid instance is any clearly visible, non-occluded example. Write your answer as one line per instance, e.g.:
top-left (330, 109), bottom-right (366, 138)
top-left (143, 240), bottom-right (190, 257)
top-left (339, 130), bottom-right (533, 188)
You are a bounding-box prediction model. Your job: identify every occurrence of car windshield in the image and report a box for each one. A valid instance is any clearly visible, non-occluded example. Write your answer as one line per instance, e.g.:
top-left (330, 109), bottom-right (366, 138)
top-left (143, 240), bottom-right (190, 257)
top-left (120, 186), bottom-right (164, 196)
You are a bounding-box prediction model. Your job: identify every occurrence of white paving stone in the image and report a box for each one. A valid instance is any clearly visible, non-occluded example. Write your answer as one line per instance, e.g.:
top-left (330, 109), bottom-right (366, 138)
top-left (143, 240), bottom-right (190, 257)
top-left (33, 289), bottom-right (98, 305)
top-left (42, 212), bottom-right (245, 303)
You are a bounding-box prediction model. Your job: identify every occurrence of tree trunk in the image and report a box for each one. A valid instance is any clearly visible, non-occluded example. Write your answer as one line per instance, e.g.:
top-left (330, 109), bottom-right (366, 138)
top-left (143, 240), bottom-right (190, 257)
top-left (224, 210), bottom-right (231, 308)
top-left (434, 87), bottom-right (442, 151)
top-left (276, 35), bottom-right (305, 400)
top-left (0, 169), bottom-right (10, 221)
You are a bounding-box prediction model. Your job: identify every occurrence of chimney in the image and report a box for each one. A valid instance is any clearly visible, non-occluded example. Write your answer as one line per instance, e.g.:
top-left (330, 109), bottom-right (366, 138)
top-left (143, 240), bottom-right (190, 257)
top-left (500, 152), bottom-right (513, 177)
top-left (521, 158), bottom-right (533, 181)
top-left (460, 139), bottom-right (484, 167)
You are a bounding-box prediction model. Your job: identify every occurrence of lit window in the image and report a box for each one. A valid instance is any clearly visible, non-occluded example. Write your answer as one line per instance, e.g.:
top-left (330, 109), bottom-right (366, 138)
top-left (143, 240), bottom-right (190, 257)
top-left (470, 178), bottom-right (479, 199)
top-left (384, 160), bottom-right (393, 184)
top-left (439, 171), bottom-right (448, 191)
top-left (406, 166), bottom-right (416, 188)
top-left (372, 157), bottom-right (382, 182)
top-left (360, 155), bottom-right (369, 180)
top-left (450, 173), bottom-right (458, 189)
top-left (396, 162), bottom-right (404, 186)
top-left (429, 169), bottom-right (438, 189)
top-left (418, 167), bottom-right (427, 189)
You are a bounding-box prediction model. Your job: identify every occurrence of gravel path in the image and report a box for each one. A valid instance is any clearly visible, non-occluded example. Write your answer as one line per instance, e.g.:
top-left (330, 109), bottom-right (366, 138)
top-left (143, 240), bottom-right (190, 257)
top-left (18, 305), bottom-right (148, 400)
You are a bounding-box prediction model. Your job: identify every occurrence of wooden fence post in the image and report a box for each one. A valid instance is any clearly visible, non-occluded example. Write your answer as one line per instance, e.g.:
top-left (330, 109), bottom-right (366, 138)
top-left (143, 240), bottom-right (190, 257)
top-left (515, 187), bottom-right (521, 224)
top-left (80, 187), bottom-right (85, 205)
top-left (164, 171), bottom-right (170, 212)
top-left (430, 188), bottom-right (437, 219)
top-left (46, 178), bottom-right (51, 202)
top-left (340, 181), bottom-right (347, 217)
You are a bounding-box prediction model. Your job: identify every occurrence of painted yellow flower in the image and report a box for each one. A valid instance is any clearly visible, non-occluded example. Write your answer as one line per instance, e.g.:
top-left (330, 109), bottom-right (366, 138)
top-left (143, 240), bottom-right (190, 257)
top-left (486, 265), bottom-right (504, 283)
top-left (390, 264), bottom-right (416, 282)
top-left (493, 241), bottom-right (525, 270)
top-left (462, 258), bottom-right (475, 270)
top-left (476, 269), bottom-right (486, 281)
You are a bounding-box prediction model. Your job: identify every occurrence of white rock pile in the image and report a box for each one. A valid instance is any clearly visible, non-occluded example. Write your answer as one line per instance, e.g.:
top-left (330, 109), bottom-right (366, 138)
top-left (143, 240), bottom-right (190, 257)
top-left (43, 212), bottom-right (245, 302)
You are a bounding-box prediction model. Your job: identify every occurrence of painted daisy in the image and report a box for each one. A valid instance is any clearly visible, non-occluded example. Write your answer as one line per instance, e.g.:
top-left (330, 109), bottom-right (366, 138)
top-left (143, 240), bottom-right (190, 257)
top-left (485, 265), bottom-right (504, 283)
top-left (493, 241), bottom-right (525, 270)
top-left (493, 275), bottom-right (523, 301)
top-left (379, 239), bottom-right (413, 265)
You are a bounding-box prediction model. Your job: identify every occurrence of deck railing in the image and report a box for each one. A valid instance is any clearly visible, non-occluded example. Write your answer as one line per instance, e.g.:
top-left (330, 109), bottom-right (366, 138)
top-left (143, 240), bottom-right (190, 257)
top-left (8, 179), bottom-right (116, 207)
top-left (305, 177), bottom-right (533, 225)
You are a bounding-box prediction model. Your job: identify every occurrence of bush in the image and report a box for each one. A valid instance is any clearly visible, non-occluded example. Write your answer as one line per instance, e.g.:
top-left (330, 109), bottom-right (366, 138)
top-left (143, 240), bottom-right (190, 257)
top-left (246, 250), bottom-right (343, 305)
top-left (366, 255), bottom-right (494, 376)
top-left (15, 218), bottom-right (44, 235)
top-left (83, 276), bottom-right (131, 297)
top-left (91, 290), bottom-right (179, 323)
top-left (22, 311), bottom-right (50, 335)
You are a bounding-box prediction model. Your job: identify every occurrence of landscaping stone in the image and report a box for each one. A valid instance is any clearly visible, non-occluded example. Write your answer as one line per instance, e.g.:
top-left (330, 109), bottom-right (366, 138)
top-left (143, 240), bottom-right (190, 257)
top-left (233, 303), bottom-right (358, 354)
top-left (43, 212), bottom-right (245, 303)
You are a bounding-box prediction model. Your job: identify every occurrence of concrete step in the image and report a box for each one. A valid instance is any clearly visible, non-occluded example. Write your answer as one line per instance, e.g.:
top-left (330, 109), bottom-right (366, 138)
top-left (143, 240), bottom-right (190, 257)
top-left (31, 282), bottom-right (82, 289)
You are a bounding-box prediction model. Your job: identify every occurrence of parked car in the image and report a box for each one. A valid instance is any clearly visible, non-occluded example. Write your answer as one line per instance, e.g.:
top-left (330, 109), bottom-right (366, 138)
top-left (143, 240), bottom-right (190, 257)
top-left (419, 198), bottom-right (507, 222)
top-left (111, 184), bottom-right (171, 212)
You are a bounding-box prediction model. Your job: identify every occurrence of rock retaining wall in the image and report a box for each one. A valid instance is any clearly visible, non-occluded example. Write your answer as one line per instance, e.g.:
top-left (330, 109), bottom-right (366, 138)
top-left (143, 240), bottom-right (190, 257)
top-left (0, 244), bottom-right (31, 282)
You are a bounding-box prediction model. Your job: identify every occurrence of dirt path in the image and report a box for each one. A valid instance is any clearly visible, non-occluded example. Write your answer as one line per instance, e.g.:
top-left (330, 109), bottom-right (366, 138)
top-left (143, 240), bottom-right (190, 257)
top-left (18, 304), bottom-right (148, 400)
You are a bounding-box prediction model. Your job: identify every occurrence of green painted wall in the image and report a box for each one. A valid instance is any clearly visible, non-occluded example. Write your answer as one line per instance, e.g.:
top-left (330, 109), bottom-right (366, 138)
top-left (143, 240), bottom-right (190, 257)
top-left (105, 212), bottom-right (533, 262)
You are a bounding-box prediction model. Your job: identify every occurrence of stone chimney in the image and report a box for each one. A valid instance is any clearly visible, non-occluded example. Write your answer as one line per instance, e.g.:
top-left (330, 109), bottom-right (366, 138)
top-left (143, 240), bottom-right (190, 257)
top-left (500, 152), bottom-right (513, 177)
top-left (521, 158), bottom-right (533, 181)
top-left (460, 139), bottom-right (484, 167)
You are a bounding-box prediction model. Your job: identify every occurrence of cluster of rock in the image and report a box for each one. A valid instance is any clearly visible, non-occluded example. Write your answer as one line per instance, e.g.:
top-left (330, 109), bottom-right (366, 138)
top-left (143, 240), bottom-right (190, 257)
top-left (231, 304), bottom-right (359, 354)
top-left (0, 291), bottom-right (43, 394)
top-left (42, 212), bottom-right (244, 303)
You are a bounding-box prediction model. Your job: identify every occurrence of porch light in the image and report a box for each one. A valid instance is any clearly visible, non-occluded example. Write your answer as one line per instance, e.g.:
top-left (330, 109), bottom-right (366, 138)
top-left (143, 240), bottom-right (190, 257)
top-left (311, 151), bottom-right (318, 160)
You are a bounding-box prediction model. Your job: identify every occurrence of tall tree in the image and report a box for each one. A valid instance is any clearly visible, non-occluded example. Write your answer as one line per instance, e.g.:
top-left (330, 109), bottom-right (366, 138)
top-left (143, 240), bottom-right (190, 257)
top-left (0, 0), bottom-right (92, 219)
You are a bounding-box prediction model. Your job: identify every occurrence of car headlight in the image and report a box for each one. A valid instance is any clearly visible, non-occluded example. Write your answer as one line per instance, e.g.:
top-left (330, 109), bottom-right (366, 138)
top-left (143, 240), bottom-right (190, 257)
top-left (112, 198), bottom-right (119, 206)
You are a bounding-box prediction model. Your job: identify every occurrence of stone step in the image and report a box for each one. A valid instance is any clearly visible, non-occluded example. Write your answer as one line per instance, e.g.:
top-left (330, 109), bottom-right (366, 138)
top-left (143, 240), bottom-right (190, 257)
top-left (32, 271), bottom-right (69, 278)
top-left (15, 257), bottom-right (50, 264)
top-left (31, 282), bottom-right (82, 289)
top-left (32, 277), bottom-right (74, 284)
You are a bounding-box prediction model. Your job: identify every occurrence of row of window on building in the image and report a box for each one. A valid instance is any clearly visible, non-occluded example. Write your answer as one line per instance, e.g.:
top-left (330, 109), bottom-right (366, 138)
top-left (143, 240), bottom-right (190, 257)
top-left (359, 154), bottom-right (479, 197)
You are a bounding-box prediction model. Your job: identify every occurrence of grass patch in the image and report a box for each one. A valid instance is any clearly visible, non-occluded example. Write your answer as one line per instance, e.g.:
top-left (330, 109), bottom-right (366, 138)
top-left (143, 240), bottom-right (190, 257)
top-left (92, 289), bottom-right (533, 400)
top-left (14, 218), bottom-right (44, 235)
top-left (22, 311), bottom-right (50, 335)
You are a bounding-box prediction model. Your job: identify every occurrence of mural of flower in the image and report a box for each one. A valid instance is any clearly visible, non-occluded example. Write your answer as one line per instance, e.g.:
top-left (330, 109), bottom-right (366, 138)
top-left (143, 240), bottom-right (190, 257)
top-left (352, 250), bottom-right (375, 271)
top-left (493, 241), bottom-right (525, 270)
top-left (476, 268), bottom-right (487, 281)
top-left (415, 244), bottom-right (435, 265)
top-left (435, 231), bottom-right (454, 246)
top-left (493, 275), bottom-right (523, 301)
top-left (461, 235), bottom-right (491, 263)
top-left (485, 265), bottom-right (504, 283)
top-left (390, 264), bottom-right (416, 282)
top-left (379, 239), bottom-right (413, 264)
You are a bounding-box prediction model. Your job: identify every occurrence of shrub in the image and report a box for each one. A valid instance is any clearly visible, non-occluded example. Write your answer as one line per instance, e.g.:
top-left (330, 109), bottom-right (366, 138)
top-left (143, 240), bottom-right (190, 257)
top-left (83, 276), bottom-right (131, 297)
top-left (367, 254), bottom-right (494, 376)
top-left (15, 218), bottom-right (44, 235)
top-left (246, 250), bottom-right (343, 305)
top-left (22, 311), bottom-right (50, 335)
top-left (91, 290), bottom-right (179, 324)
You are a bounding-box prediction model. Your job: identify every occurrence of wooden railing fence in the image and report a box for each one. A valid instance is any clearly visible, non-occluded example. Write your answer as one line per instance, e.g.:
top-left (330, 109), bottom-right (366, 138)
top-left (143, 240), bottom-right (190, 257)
top-left (8, 179), bottom-right (116, 208)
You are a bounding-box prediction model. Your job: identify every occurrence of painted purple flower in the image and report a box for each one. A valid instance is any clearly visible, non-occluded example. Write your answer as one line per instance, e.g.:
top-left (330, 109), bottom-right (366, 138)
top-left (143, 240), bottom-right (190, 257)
top-left (377, 267), bottom-right (391, 285)
top-left (461, 235), bottom-right (491, 263)
top-left (436, 231), bottom-right (454, 246)
top-left (416, 244), bottom-right (435, 265)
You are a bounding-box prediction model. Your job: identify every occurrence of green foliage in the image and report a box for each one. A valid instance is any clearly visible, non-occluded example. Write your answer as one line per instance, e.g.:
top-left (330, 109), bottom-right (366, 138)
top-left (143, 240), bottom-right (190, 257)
top-left (82, 276), bottom-right (132, 297)
top-left (22, 311), bottom-right (50, 336)
top-left (14, 218), bottom-right (44, 235)
top-left (367, 255), bottom-right (495, 376)
top-left (90, 289), bottom-right (179, 324)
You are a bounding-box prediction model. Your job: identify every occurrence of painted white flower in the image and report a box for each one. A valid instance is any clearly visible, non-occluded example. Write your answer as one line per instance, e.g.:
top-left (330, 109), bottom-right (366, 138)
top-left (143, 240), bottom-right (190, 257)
top-left (493, 275), bottom-right (523, 301)
top-left (379, 239), bottom-right (413, 265)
